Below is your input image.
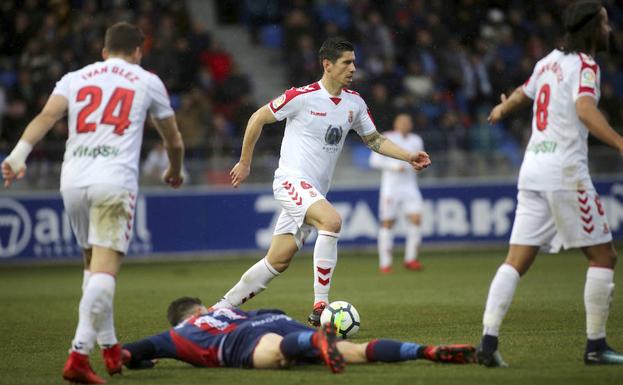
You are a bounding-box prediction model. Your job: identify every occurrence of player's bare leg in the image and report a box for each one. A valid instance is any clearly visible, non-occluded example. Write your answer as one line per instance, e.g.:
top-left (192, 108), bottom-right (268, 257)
top-left (338, 340), bottom-right (475, 364)
top-left (404, 214), bottom-right (422, 271)
top-left (378, 219), bottom-right (395, 273)
top-left (82, 249), bottom-right (93, 292)
top-left (64, 247), bottom-right (123, 383)
top-left (581, 242), bottom-right (623, 364)
top-left (477, 244), bottom-right (539, 367)
top-left (253, 333), bottom-right (290, 369)
top-left (214, 235), bottom-right (298, 308)
top-left (304, 199), bottom-right (342, 326)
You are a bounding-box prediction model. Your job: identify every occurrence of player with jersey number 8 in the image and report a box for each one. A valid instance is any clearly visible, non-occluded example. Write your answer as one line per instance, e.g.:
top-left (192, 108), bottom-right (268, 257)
top-left (1, 22), bottom-right (185, 384)
top-left (477, 0), bottom-right (623, 367)
top-left (213, 37), bottom-right (431, 326)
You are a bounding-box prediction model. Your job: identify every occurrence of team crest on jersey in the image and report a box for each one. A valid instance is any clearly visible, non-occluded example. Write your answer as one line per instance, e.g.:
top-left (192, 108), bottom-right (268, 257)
top-left (324, 125), bottom-right (343, 146)
top-left (271, 94), bottom-right (286, 110)
top-left (348, 110), bottom-right (353, 123)
top-left (580, 67), bottom-right (596, 89)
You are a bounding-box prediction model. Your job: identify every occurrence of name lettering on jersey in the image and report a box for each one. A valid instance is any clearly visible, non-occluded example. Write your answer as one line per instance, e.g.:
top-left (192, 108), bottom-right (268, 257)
top-left (192, 314), bottom-right (231, 331)
top-left (250, 314), bottom-right (292, 327)
top-left (111, 66), bottom-right (140, 83)
top-left (537, 62), bottom-right (563, 83)
top-left (81, 66), bottom-right (109, 81)
top-left (72, 145), bottom-right (120, 158)
top-left (310, 110), bottom-right (326, 117)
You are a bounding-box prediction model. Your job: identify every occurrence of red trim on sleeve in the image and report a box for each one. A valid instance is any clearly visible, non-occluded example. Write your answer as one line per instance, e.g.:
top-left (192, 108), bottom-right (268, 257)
top-left (269, 82), bottom-right (320, 113)
top-left (578, 54), bottom-right (599, 95)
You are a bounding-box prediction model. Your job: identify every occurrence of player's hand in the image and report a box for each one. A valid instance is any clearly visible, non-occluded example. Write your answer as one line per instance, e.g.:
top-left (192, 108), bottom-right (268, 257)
top-left (230, 161), bottom-right (250, 188)
top-left (162, 167), bottom-right (183, 189)
top-left (1, 160), bottom-right (26, 188)
top-left (408, 151), bottom-right (431, 171)
top-left (488, 93), bottom-right (507, 124)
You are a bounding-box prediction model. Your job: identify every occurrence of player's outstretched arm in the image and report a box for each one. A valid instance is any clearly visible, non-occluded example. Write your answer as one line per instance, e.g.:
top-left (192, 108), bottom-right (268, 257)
top-left (152, 116), bottom-right (185, 188)
top-left (231, 105), bottom-right (277, 188)
top-left (576, 96), bottom-right (623, 155)
top-left (487, 86), bottom-right (532, 124)
top-left (2, 94), bottom-right (67, 187)
top-left (362, 131), bottom-right (431, 171)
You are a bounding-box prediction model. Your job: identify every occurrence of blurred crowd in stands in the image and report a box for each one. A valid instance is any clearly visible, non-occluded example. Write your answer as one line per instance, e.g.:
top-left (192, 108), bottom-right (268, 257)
top-left (1, 0), bottom-right (622, 187)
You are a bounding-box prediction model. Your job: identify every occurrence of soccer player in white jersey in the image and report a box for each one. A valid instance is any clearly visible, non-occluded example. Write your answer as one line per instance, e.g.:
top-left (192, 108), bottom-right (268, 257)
top-left (476, 1), bottom-right (623, 367)
top-left (214, 37), bottom-right (431, 326)
top-left (369, 113), bottom-right (425, 273)
top-left (1, 23), bottom-right (185, 383)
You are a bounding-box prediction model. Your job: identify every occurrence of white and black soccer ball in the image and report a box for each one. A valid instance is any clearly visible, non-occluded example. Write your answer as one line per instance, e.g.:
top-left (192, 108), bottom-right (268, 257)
top-left (320, 300), bottom-right (360, 339)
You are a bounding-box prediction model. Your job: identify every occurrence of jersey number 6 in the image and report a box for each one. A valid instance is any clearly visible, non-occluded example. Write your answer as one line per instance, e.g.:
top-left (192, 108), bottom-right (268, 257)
top-left (76, 86), bottom-right (135, 135)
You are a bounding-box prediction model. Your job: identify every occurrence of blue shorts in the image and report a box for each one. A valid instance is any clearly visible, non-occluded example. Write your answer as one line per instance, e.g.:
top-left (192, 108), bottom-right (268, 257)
top-left (222, 313), bottom-right (314, 368)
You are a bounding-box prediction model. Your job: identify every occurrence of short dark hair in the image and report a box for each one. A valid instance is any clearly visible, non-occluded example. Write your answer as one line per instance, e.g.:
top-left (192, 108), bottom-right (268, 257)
top-left (562, 0), bottom-right (603, 54)
top-left (318, 37), bottom-right (354, 67)
top-left (167, 297), bottom-right (202, 326)
top-left (104, 22), bottom-right (144, 55)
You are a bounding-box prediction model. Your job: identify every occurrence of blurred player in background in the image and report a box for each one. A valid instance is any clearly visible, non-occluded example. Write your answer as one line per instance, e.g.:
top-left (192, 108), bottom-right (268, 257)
top-left (1, 22), bottom-right (185, 383)
top-left (121, 296), bottom-right (475, 374)
top-left (369, 113), bottom-right (425, 273)
top-left (477, 0), bottom-right (623, 367)
top-left (214, 37), bottom-right (430, 326)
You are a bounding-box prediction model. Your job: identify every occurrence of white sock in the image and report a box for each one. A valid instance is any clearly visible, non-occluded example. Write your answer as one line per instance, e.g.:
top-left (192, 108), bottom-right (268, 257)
top-left (313, 230), bottom-right (339, 304)
top-left (82, 270), bottom-right (92, 292)
top-left (585, 267), bottom-right (615, 340)
top-left (378, 227), bottom-right (393, 269)
top-left (220, 257), bottom-right (279, 307)
top-left (404, 223), bottom-right (421, 263)
top-left (482, 264), bottom-right (520, 336)
top-left (71, 273), bottom-right (116, 354)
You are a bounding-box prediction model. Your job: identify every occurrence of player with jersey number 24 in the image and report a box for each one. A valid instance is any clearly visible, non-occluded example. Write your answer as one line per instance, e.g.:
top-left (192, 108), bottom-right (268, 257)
top-left (214, 37), bottom-right (431, 326)
top-left (477, 0), bottom-right (623, 367)
top-left (1, 22), bottom-right (185, 384)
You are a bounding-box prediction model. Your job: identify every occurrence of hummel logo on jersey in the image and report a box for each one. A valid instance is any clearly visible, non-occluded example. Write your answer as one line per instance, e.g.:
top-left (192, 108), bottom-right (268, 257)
top-left (311, 110), bottom-right (327, 116)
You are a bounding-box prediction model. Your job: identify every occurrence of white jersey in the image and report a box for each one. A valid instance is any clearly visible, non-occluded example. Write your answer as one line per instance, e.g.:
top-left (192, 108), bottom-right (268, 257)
top-left (268, 81), bottom-right (377, 194)
top-left (369, 131), bottom-right (423, 195)
top-left (52, 57), bottom-right (174, 191)
top-left (519, 49), bottom-right (600, 191)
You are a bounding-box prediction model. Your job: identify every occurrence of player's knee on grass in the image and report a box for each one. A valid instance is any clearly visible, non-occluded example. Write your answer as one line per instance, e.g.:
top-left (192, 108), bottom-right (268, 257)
top-left (253, 333), bottom-right (288, 369)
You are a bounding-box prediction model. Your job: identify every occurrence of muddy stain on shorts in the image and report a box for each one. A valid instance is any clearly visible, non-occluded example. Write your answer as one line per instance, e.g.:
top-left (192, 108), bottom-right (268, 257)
top-left (91, 193), bottom-right (130, 250)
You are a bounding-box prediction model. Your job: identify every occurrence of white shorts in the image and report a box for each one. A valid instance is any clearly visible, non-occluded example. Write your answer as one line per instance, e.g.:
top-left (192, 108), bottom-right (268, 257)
top-left (272, 176), bottom-right (325, 248)
top-left (61, 185), bottom-right (137, 254)
top-left (510, 189), bottom-right (612, 253)
top-left (378, 188), bottom-right (423, 221)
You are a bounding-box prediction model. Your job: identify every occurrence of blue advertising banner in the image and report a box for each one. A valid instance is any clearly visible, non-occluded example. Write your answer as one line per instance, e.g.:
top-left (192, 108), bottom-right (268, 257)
top-left (1, 180), bottom-right (622, 261)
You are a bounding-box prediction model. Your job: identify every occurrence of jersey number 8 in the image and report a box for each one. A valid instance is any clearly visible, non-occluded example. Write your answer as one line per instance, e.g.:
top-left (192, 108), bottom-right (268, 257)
top-left (76, 86), bottom-right (135, 135)
top-left (535, 84), bottom-right (550, 131)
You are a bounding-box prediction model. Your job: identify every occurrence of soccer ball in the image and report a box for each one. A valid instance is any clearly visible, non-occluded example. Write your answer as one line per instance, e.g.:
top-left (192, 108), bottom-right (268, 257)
top-left (320, 300), bottom-right (360, 338)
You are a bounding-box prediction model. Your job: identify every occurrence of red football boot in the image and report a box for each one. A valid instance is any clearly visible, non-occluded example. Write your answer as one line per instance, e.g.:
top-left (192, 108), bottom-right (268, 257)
top-left (423, 344), bottom-right (476, 364)
top-left (312, 323), bottom-right (345, 373)
top-left (62, 351), bottom-right (107, 384)
top-left (404, 260), bottom-right (423, 271)
top-left (307, 301), bottom-right (327, 327)
top-left (102, 344), bottom-right (122, 376)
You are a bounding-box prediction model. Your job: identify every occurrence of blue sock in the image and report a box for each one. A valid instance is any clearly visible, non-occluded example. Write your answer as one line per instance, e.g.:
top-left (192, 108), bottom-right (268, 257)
top-left (280, 331), bottom-right (315, 359)
top-left (481, 334), bottom-right (498, 354)
top-left (586, 338), bottom-right (607, 353)
top-left (365, 339), bottom-right (422, 362)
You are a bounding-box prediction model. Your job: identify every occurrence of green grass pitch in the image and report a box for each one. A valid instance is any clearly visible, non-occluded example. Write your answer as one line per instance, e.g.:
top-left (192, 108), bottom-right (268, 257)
top-left (1, 246), bottom-right (622, 385)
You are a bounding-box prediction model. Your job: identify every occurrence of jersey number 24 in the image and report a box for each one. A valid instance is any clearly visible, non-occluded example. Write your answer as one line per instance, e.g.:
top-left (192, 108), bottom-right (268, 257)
top-left (76, 86), bottom-right (135, 135)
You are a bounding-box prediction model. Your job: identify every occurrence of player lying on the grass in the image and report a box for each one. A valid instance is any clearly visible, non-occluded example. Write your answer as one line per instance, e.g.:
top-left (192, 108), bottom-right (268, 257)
top-left (121, 297), bottom-right (476, 373)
